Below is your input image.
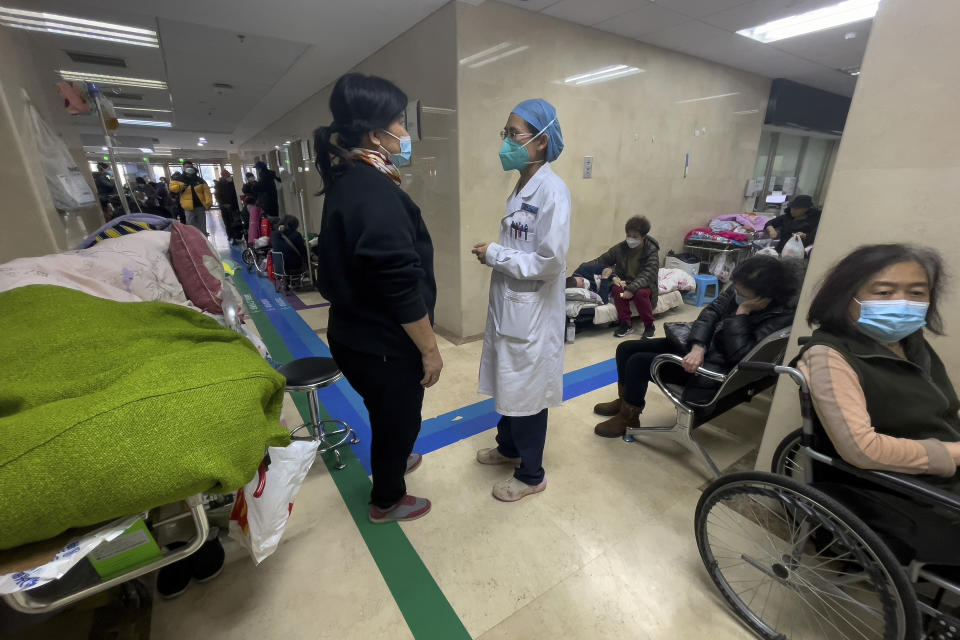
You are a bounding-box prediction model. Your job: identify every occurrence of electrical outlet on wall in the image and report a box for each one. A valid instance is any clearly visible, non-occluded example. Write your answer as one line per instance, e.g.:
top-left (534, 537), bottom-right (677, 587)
top-left (583, 156), bottom-right (593, 179)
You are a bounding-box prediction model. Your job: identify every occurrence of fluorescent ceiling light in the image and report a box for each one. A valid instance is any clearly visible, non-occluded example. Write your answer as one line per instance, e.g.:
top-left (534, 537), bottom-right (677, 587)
top-left (840, 65), bottom-right (861, 76)
top-left (115, 106), bottom-right (171, 113)
top-left (459, 42), bottom-right (512, 66)
top-left (421, 106), bottom-right (456, 114)
top-left (469, 45), bottom-right (529, 69)
top-left (564, 65), bottom-right (644, 86)
top-left (737, 0), bottom-right (880, 44)
top-left (139, 147), bottom-right (153, 153)
top-left (676, 91), bottom-right (741, 104)
top-left (0, 7), bottom-right (158, 47)
top-left (733, 109), bottom-right (760, 115)
top-left (101, 146), bottom-right (108, 151)
top-left (59, 70), bottom-right (166, 90)
top-left (117, 118), bottom-right (172, 127)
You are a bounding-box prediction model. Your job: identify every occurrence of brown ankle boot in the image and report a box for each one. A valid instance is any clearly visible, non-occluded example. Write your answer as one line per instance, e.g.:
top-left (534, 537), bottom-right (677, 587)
top-left (594, 402), bottom-right (641, 438)
top-left (593, 384), bottom-right (623, 417)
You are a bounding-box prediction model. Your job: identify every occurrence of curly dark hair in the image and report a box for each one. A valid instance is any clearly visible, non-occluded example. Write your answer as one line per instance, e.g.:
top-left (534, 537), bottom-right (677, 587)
top-left (808, 244), bottom-right (946, 335)
top-left (731, 255), bottom-right (800, 307)
top-left (625, 216), bottom-right (651, 236)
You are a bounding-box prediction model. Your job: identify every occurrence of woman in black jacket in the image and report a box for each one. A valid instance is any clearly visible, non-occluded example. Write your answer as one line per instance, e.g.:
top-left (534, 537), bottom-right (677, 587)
top-left (593, 255), bottom-right (799, 437)
top-left (314, 73), bottom-right (441, 524)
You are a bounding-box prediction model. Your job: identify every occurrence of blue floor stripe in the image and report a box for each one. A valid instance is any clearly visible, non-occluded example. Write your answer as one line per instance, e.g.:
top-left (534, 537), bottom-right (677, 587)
top-left (225, 226), bottom-right (618, 474)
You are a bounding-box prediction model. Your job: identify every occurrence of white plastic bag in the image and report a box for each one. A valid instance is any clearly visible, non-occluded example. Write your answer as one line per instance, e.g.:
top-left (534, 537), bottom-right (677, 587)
top-left (24, 98), bottom-right (96, 210)
top-left (229, 440), bottom-right (318, 564)
top-left (781, 234), bottom-right (806, 260)
top-left (709, 252), bottom-right (735, 282)
top-left (0, 514), bottom-right (141, 594)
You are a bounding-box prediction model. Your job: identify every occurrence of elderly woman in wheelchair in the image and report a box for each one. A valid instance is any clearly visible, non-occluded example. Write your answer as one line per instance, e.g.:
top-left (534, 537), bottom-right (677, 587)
top-left (696, 244), bottom-right (960, 640)
top-left (594, 255), bottom-right (799, 439)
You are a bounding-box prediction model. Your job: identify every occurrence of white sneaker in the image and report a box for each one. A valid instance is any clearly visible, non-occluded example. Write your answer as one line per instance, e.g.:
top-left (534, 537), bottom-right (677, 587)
top-left (492, 476), bottom-right (547, 502)
top-left (476, 447), bottom-right (521, 466)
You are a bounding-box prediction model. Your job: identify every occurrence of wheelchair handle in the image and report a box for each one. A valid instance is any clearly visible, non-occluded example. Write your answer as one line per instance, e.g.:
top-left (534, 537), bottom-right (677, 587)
top-left (738, 362), bottom-right (809, 393)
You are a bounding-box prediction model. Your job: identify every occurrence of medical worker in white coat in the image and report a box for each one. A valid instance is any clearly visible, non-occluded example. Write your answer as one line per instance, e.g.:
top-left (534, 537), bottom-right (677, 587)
top-left (472, 99), bottom-right (570, 502)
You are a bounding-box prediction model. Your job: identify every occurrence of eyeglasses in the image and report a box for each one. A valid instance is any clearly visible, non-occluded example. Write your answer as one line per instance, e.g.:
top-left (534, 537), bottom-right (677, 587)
top-left (500, 129), bottom-right (534, 142)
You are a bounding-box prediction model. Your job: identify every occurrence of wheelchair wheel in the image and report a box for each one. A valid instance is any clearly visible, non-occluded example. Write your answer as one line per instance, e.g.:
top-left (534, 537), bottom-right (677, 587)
top-left (771, 428), bottom-right (807, 479)
top-left (695, 471), bottom-right (920, 640)
top-left (241, 247), bottom-right (256, 272)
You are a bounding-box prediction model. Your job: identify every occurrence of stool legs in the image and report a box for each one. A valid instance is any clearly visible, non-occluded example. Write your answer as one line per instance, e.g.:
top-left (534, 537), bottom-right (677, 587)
top-left (304, 389), bottom-right (358, 471)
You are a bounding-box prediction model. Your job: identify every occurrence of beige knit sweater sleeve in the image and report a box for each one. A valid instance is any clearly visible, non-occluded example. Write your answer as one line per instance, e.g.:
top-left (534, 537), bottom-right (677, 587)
top-left (798, 345), bottom-right (956, 477)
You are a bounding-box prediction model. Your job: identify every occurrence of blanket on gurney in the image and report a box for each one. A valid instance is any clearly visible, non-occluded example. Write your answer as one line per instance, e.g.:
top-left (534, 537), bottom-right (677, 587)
top-left (0, 285), bottom-right (288, 550)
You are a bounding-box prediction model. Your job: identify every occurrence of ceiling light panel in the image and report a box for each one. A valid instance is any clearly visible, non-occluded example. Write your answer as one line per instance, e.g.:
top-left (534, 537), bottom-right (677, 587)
top-left (117, 118), bottom-right (172, 127)
top-left (737, 0), bottom-right (880, 43)
top-left (0, 7), bottom-right (158, 47)
top-left (113, 106), bottom-right (171, 113)
top-left (59, 70), bottom-right (166, 90)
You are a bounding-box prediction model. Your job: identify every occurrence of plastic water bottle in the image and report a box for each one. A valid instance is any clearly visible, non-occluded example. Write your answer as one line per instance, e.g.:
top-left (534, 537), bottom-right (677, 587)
top-left (565, 318), bottom-right (576, 344)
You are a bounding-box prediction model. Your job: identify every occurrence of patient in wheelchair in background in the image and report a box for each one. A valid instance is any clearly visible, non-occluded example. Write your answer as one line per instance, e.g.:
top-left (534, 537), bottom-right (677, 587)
top-left (796, 243), bottom-right (960, 566)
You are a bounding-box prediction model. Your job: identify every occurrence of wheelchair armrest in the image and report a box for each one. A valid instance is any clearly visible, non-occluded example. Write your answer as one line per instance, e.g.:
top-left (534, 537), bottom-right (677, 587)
top-left (650, 354), bottom-right (727, 410)
top-left (805, 448), bottom-right (960, 515)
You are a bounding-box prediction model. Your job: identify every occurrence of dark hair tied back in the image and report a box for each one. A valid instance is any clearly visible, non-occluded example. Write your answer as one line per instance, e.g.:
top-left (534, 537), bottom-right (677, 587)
top-left (313, 73), bottom-right (408, 193)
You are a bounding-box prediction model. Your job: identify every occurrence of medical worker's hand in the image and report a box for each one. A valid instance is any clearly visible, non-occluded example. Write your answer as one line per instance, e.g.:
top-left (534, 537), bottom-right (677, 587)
top-left (682, 345), bottom-right (706, 373)
top-left (472, 243), bottom-right (491, 265)
top-left (421, 347), bottom-right (443, 388)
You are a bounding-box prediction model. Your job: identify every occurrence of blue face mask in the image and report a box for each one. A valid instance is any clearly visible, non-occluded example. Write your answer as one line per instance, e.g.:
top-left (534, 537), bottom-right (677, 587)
top-left (855, 299), bottom-right (929, 343)
top-left (381, 130), bottom-right (412, 165)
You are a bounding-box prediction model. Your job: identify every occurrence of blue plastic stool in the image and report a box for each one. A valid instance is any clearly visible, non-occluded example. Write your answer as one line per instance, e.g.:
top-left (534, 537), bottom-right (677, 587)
top-left (683, 274), bottom-right (720, 307)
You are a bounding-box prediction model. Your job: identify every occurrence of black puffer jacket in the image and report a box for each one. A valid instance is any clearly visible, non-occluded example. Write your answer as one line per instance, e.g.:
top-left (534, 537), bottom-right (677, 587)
top-left (687, 287), bottom-right (795, 374)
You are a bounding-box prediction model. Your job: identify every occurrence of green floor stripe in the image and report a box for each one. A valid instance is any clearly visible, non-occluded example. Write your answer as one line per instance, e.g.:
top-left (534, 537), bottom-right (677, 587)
top-left (233, 275), bottom-right (470, 640)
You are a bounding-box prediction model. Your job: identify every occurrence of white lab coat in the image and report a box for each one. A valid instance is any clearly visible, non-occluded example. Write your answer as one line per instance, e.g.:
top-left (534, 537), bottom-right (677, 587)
top-left (478, 164), bottom-right (571, 416)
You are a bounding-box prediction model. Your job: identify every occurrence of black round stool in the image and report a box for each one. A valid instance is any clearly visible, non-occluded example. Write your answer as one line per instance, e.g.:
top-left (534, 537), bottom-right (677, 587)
top-left (277, 357), bottom-right (358, 470)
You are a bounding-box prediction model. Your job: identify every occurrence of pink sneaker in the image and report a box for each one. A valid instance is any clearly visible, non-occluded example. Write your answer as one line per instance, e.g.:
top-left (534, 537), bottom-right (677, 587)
top-left (369, 495), bottom-right (431, 524)
top-left (492, 476), bottom-right (547, 502)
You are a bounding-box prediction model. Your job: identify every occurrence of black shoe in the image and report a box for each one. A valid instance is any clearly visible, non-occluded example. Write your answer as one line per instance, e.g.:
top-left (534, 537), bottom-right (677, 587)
top-left (642, 324), bottom-right (656, 339)
top-left (614, 322), bottom-right (635, 338)
top-left (192, 538), bottom-right (225, 583)
top-left (156, 542), bottom-right (193, 599)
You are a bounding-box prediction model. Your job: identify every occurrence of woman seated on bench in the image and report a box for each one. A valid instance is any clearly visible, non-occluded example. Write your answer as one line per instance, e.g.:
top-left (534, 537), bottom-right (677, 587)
top-left (796, 243), bottom-right (960, 564)
top-left (594, 255), bottom-right (798, 438)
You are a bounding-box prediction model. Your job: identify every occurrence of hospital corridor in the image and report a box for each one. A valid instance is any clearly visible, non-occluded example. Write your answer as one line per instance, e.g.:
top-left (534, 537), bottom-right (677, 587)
top-left (1, 1), bottom-right (959, 639)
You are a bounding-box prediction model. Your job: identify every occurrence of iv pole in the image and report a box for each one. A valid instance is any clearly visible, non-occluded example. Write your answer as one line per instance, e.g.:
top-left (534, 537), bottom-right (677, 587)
top-left (90, 84), bottom-right (130, 216)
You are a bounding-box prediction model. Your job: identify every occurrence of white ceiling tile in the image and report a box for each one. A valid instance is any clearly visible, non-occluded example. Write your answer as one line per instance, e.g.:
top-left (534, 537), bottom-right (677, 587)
top-left (770, 19), bottom-right (871, 69)
top-left (593, 3), bottom-right (693, 38)
top-left (544, 0), bottom-right (645, 26)
top-left (702, 0), bottom-right (848, 33)
top-left (652, 0), bottom-right (753, 19)
top-left (495, 0), bottom-right (564, 12)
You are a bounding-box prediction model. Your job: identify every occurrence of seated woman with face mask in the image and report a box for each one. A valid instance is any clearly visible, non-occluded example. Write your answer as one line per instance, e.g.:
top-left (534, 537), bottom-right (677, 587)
top-left (796, 243), bottom-right (960, 565)
top-left (593, 255), bottom-right (798, 438)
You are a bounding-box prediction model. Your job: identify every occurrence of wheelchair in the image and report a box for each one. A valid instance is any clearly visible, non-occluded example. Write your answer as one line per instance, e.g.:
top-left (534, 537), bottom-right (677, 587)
top-left (695, 361), bottom-right (960, 639)
top-left (240, 237), bottom-right (269, 277)
top-left (624, 327), bottom-right (792, 478)
top-left (270, 250), bottom-right (309, 295)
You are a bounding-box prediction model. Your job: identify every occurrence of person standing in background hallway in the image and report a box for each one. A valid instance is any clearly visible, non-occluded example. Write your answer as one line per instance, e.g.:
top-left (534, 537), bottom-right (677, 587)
top-left (254, 160), bottom-right (281, 219)
top-left (314, 73), bottom-right (441, 524)
top-left (169, 161), bottom-right (212, 235)
top-left (242, 172), bottom-right (259, 242)
top-left (473, 98), bottom-right (570, 502)
top-left (214, 169), bottom-right (242, 242)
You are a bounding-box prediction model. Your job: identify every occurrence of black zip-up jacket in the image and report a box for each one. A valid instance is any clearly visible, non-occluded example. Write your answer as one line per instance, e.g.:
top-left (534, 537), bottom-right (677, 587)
top-left (317, 163), bottom-right (436, 359)
top-left (687, 287), bottom-right (795, 373)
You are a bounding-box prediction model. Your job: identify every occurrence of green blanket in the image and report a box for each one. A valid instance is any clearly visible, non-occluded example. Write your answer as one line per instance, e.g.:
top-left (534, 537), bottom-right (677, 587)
top-left (0, 285), bottom-right (288, 549)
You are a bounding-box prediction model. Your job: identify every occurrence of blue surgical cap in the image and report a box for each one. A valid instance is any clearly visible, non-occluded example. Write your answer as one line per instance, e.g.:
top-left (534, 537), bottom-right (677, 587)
top-left (512, 99), bottom-right (564, 163)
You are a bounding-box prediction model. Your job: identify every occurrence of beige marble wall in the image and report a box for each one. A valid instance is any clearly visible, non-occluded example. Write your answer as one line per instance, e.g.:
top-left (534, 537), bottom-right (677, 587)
top-left (757, 0), bottom-right (960, 468)
top-left (456, 1), bottom-right (770, 338)
top-left (241, 3), bottom-right (462, 334)
top-left (0, 28), bottom-right (102, 261)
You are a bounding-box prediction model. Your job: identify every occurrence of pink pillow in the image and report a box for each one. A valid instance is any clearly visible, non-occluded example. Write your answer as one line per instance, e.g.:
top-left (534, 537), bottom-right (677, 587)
top-left (169, 222), bottom-right (224, 314)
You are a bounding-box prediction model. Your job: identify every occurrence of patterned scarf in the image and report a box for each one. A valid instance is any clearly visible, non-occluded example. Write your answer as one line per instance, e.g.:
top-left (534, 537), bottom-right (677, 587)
top-left (350, 148), bottom-right (401, 185)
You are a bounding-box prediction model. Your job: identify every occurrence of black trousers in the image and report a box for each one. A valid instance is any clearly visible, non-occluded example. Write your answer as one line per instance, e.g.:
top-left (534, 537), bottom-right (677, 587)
top-left (329, 340), bottom-right (424, 509)
top-left (496, 409), bottom-right (548, 485)
top-left (616, 338), bottom-right (689, 408)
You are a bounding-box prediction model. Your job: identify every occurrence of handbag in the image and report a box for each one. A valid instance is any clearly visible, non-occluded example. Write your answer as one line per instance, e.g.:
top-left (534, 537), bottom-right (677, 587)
top-left (664, 321), bottom-right (692, 352)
